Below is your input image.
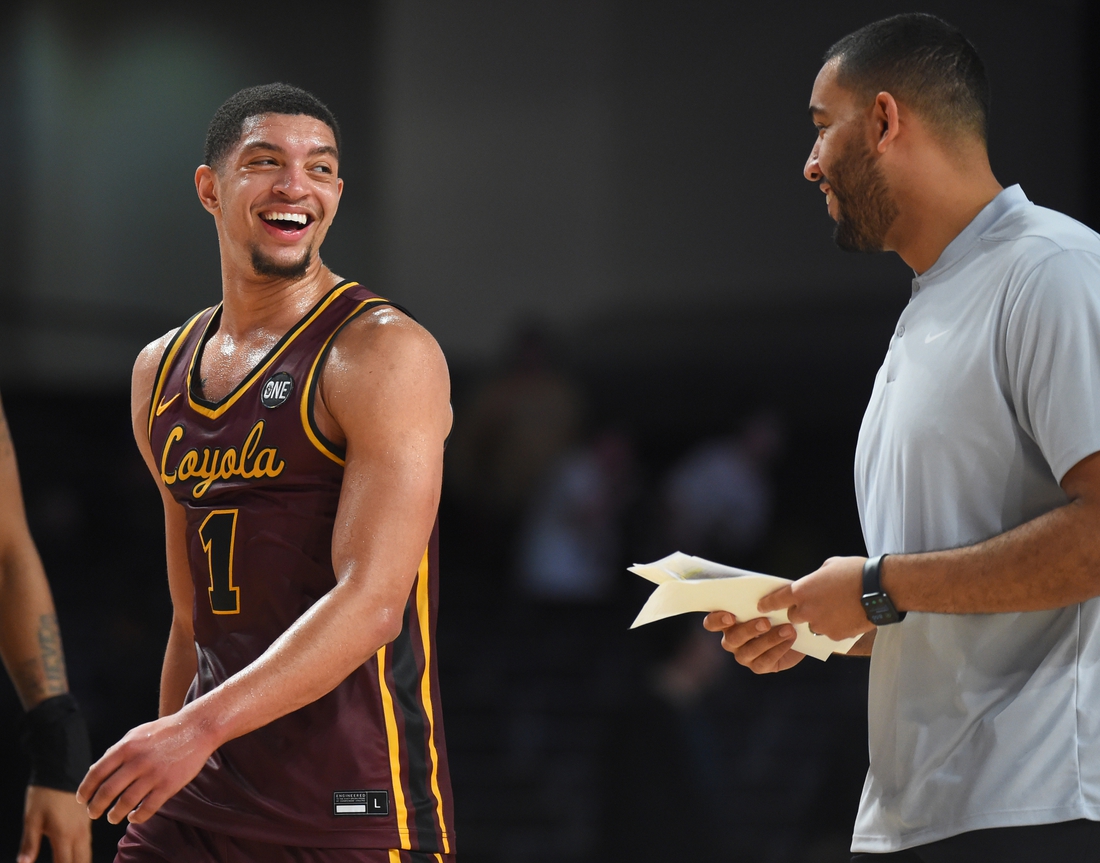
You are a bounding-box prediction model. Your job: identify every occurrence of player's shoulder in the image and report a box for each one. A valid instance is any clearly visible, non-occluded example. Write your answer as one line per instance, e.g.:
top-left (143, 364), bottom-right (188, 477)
top-left (329, 301), bottom-right (447, 372)
top-left (136, 327), bottom-right (180, 372)
top-left (130, 326), bottom-right (183, 437)
top-left (131, 307), bottom-right (214, 411)
top-left (133, 327), bottom-right (181, 393)
top-left (133, 307), bottom-right (215, 386)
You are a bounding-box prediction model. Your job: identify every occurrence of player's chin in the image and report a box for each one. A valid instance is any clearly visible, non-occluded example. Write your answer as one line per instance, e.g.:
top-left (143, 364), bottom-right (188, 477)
top-left (249, 244), bottom-right (312, 279)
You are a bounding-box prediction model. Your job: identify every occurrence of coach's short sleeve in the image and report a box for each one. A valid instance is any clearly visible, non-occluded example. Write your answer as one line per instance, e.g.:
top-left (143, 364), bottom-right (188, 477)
top-left (1005, 248), bottom-right (1100, 483)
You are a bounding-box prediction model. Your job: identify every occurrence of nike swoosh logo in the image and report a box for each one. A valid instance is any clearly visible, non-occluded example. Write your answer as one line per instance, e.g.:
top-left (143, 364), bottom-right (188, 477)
top-left (155, 393), bottom-right (181, 416)
top-left (924, 329), bottom-right (951, 344)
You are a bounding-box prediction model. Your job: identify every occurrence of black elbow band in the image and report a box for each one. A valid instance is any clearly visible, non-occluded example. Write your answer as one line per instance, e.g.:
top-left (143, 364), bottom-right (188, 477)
top-left (19, 693), bottom-right (92, 792)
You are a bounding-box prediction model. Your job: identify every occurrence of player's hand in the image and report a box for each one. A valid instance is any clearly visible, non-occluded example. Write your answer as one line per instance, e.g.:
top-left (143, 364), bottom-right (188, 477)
top-left (758, 555), bottom-right (875, 641)
top-left (77, 708), bottom-right (217, 825)
top-left (19, 786), bottom-right (92, 863)
top-left (702, 612), bottom-right (805, 673)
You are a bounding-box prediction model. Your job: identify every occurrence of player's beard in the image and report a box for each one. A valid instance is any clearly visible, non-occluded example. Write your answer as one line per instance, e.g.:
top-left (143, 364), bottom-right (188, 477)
top-left (250, 243), bottom-right (313, 279)
top-left (827, 134), bottom-right (899, 253)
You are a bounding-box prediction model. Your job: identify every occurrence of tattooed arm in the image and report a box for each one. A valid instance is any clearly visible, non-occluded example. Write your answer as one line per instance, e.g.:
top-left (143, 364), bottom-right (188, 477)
top-left (0, 396), bottom-right (68, 707)
top-left (0, 394), bottom-right (91, 863)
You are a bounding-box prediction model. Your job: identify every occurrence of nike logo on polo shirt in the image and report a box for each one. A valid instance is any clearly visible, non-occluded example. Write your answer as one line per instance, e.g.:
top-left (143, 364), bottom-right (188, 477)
top-left (924, 329), bottom-right (951, 344)
top-left (156, 393), bottom-right (181, 416)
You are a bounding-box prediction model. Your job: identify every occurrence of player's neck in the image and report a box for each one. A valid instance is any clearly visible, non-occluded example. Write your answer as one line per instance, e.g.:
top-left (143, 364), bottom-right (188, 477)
top-left (218, 259), bottom-right (342, 340)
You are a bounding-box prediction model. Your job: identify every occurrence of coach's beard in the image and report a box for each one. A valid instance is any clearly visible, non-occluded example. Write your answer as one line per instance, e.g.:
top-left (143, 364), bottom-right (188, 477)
top-left (250, 243), bottom-right (313, 279)
top-left (828, 136), bottom-right (899, 253)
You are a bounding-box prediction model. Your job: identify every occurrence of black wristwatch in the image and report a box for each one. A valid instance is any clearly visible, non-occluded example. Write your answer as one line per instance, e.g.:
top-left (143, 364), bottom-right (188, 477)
top-left (861, 554), bottom-right (906, 626)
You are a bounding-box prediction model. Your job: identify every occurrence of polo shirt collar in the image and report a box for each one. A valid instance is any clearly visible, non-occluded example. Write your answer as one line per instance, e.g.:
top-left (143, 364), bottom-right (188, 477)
top-left (917, 184), bottom-right (1031, 283)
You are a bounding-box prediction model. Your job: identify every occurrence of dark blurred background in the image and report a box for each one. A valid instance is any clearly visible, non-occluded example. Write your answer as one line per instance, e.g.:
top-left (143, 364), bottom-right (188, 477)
top-left (0, 1), bottom-right (1095, 861)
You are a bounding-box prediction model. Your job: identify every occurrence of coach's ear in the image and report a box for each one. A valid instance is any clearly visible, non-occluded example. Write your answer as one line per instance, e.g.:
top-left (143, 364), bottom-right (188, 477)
top-left (195, 165), bottom-right (220, 215)
top-left (873, 91), bottom-right (901, 153)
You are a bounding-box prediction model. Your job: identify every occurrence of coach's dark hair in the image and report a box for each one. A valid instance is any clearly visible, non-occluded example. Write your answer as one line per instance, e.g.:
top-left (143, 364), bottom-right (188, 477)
top-left (826, 13), bottom-right (990, 143)
top-left (204, 83), bottom-right (342, 170)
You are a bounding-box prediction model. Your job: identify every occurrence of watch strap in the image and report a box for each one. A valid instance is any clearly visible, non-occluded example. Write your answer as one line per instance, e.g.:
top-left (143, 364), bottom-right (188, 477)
top-left (861, 554), bottom-right (906, 625)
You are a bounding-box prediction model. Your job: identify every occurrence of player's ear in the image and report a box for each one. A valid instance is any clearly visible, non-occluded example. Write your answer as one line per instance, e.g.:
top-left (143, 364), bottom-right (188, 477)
top-left (195, 165), bottom-right (220, 214)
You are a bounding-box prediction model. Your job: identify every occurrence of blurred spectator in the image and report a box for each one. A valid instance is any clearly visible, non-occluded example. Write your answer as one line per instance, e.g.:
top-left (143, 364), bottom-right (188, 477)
top-left (619, 409), bottom-right (789, 857)
top-left (516, 429), bottom-right (637, 603)
top-left (447, 324), bottom-right (584, 525)
top-left (501, 428), bottom-right (637, 862)
top-left (662, 408), bottom-right (786, 563)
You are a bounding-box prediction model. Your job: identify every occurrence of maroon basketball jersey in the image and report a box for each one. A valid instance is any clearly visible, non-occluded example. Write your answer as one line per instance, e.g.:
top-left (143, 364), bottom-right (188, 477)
top-left (146, 281), bottom-right (454, 852)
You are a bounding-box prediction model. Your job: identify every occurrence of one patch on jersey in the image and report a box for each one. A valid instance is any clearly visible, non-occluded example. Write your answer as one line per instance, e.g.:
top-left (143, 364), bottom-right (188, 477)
top-left (333, 790), bottom-right (389, 816)
top-left (260, 372), bottom-right (294, 408)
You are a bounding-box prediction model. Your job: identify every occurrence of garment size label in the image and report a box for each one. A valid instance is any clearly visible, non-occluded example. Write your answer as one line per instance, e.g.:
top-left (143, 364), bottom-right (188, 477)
top-left (333, 790), bottom-right (389, 816)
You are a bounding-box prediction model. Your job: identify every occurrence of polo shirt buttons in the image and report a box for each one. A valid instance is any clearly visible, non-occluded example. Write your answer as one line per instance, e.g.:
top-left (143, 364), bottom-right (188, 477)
top-left (896, 324), bottom-right (906, 337)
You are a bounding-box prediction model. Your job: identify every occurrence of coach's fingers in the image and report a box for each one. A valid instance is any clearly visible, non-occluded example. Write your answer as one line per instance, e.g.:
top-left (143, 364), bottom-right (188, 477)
top-left (786, 604), bottom-right (808, 625)
top-left (703, 611), bottom-right (736, 631)
top-left (757, 584), bottom-right (795, 615)
top-left (724, 623), bottom-right (796, 664)
top-left (771, 645), bottom-right (807, 673)
top-left (716, 617), bottom-right (777, 652)
top-left (742, 632), bottom-right (803, 674)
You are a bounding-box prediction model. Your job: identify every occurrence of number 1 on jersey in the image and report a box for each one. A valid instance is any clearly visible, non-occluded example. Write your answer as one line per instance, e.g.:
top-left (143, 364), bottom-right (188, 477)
top-left (199, 510), bottom-right (241, 614)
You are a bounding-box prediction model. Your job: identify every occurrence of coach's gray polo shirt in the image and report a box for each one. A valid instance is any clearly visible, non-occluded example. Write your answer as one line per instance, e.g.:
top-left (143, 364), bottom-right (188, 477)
top-left (851, 185), bottom-right (1100, 852)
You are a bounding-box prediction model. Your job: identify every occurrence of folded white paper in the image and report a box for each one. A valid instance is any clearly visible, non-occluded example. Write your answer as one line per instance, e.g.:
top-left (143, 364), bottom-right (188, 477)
top-left (628, 552), bottom-right (858, 661)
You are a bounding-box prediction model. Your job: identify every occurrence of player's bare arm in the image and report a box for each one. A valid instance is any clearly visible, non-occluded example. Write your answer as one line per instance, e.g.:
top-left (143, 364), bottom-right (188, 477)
top-left (126, 332), bottom-right (198, 718)
top-left (0, 401), bottom-right (68, 709)
top-left (79, 308), bottom-right (451, 826)
top-left (0, 396), bottom-right (92, 863)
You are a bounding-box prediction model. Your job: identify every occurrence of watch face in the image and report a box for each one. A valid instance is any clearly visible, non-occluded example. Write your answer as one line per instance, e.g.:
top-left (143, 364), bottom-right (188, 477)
top-left (861, 593), bottom-right (901, 626)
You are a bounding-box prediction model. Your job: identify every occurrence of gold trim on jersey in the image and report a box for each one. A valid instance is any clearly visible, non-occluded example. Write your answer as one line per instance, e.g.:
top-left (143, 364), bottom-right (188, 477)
top-left (300, 296), bottom-right (393, 465)
top-left (415, 548), bottom-right (451, 854)
top-left (377, 644), bottom-right (413, 849)
top-left (186, 282), bottom-right (363, 420)
top-left (147, 311), bottom-right (208, 439)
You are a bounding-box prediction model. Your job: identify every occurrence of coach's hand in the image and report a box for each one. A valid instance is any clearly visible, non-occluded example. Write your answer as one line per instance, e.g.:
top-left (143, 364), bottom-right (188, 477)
top-left (76, 707), bottom-right (217, 825)
top-left (759, 555), bottom-right (875, 642)
top-left (702, 613), bottom-right (805, 673)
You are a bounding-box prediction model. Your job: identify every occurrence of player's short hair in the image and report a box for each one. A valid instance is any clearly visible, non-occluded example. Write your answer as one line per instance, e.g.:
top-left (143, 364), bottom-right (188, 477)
top-left (203, 83), bottom-right (342, 170)
top-left (825, 13), bottom-right (990, 144)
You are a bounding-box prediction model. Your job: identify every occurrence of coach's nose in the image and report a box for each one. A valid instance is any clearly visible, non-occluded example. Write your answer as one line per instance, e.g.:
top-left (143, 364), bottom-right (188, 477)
top-left (804, 139), bottom-right (822, 182)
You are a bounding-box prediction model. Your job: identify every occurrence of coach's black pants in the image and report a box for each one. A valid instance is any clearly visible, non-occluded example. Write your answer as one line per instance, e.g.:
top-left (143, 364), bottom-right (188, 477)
top-left (851, 819), bottom-right (1100, 863)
